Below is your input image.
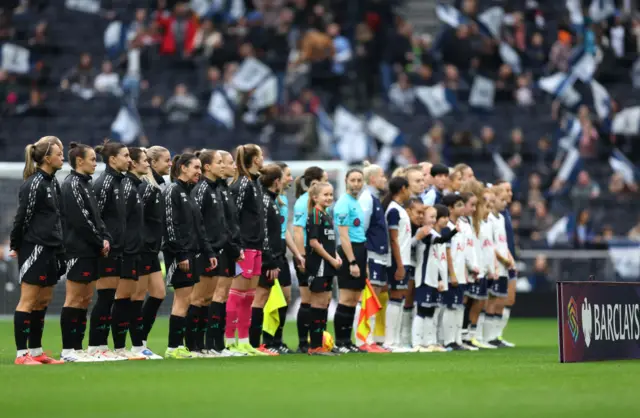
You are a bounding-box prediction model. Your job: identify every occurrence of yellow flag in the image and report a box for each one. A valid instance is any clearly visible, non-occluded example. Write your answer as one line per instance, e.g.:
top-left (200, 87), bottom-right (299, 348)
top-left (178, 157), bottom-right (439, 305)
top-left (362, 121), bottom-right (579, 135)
top-left (356, 279), bottom-right (382, 341)
top-left (262, 279), bottom-right (288, 336)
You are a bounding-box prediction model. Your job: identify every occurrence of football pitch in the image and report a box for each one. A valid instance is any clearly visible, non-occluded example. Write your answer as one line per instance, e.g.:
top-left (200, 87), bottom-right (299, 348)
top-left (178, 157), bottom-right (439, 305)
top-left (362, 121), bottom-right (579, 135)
top-left (0, 318), bottom-right (638, 417)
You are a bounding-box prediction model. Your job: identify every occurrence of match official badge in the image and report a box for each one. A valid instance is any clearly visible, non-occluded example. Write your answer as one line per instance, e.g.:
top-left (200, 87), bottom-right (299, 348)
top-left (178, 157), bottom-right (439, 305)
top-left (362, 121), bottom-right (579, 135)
top-left (567, 297), bottom-right (580, 344)
top-left (581, 298), bottom-right (593, 348)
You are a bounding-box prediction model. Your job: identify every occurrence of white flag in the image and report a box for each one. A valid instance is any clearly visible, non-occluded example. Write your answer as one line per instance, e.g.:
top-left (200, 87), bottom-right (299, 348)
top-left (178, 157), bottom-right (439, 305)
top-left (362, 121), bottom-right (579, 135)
top-left (104, 21), bottom-right (123, 50)
top-left (558, 117), bottom-right (582, 151)
top-left (232, 57), bottom-right (272, 92)
top-left (1, 43), bottom-right (30, 74)
top-left (248, 76), bottom-right (278, 110)
top-left (435, 4), bottom-right (463, 28)
top-left (539, 72), bottom-right (581, 107)
top-left (611, 106), bottom-right (640, 136)
top-left (570, 49), bottom-right (598, 82)
top-left (334, 107), bottom-right (368, 163)
top-left (65, 0), bottom-right (101, 13)
top-left (609, 149), bottom-right (637, 185)
top-left (469, 75), bottom-right (495, 110)
top-left (492, 152), bottom-right (515, 183)
top-left (609, 243), bottom-right (640, 279)
top-left (208, 90), bottom-right (234, 129)
top-left (499, 42), bottom-right (521, 74)
top-left (111, 106), bottom-right (140, 144)
top-left (366, 114), bottom-right (400, 145)
top-left (590, 79), bottom-right (611, 120)
top-left (557, 148), bottom-right (581, 181)
top-left (566, 0), bottom-right (584, 25)
top-left (589, 0), bottom-right (616, 22)
top-left (546, 216), bottom-right (569, 246)
top-left (415, 84), bottom-right (452, 118)
top-left (478, 6), bottom-right (504, 38)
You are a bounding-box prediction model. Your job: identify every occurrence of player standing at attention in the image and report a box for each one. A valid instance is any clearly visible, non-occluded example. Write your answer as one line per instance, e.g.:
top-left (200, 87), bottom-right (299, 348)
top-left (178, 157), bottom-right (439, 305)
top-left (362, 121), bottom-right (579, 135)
top-left (60, 143), bottom-right (112, 362)
top-left (134, 146), bottom-right (170, 350)
top-left (106, 147), bottom-right (148, 360)
top-left (164, 153), bottom-right (215, 359)
top-left (453, 163), bottom-right (475, 184)
top-left (381, 176), bottom-right (413, 352)
top-left (306, 182), bottom-right (342, 356)
top-left (262, 162), bottom-right (305, 354)
top-left (226, 144), bottom-right (273, 355)
top-left (404, 197), bottom-right (425, 348)
top-left (292, 166), bottom-right (327, 353)
top-left (208, 150), bottom-right (243, 356)
top-left (484, 185), bottom-right (514, 347)
top-left (495, 181), bottom-right (517, 347)
top-left (88, 141), bottom-right (131, 361)
top-left (10, 138), bottom-right (65, 365)
top-left (412, 205), bottom-right (454, 352)
top-left (333, 168), bottom-right (367, 353)
top-left (457, 192), bottom-right (480, 350)
top-left (422, 164), bottom-right (449, 206)
top-left (131, 146), bottom-right (171, 358)
top-left (247, 164), bottom-right (285, 356)
top-left (405, 165), bottom-right (426, 198)
top-left (358, 162), bottom-right (390, 353)
top-left (447, 169), bottom-right (462, 195)
top-left (188, 150), bottom-right (227, 357)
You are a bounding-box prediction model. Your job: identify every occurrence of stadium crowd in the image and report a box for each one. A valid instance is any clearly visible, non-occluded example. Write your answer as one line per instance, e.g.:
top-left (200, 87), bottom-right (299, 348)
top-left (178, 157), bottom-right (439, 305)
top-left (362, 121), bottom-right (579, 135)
top-left (1, 0), bottom-right (640, 290)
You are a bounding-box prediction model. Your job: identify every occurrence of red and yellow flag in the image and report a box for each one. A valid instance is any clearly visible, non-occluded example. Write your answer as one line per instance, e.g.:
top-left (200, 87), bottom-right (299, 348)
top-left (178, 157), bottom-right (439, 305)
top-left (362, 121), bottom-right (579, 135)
top-left (356, 279), bottom-right (382, 341)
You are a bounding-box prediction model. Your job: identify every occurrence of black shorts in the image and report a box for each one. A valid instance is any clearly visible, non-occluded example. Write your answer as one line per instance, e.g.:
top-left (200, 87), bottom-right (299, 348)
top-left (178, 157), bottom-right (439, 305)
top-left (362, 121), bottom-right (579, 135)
top-left (18, 242), bottom-right (59, 287)
top-left (295, 263), bottom-right (308, 287)
top-left (197, 253), bottom-right (217, 277)
top-left (121, 255), bottom-right (140, 280)
top-left (64, 257), bottom-right (99, 283)
top-left (99, 255), bottom-right (121, 278)
top-left (489, 276), bottom-right (509, 298)
top-left (368, 260), bottom-right (388, 287)
top-left (337, 243), bottom-right (367, 291)
top-left (164, 252), bottom-right (198, 289)
top-left (465, 277), bottom-right (488, 300)
top-left (387, 264), bottom-right (412, 291)
top-left (308, 275), bottom-right (334, 293)
top-left (442, 284), bottom-right (465, 307)
top-left (140, 253), bottom-right (162, 275)
top-left (415, 284), bottom-right (442, 308)
top-left (278, 256), bottom-right (292, 287)
top-left (220, 246), bottom-right (237, 277)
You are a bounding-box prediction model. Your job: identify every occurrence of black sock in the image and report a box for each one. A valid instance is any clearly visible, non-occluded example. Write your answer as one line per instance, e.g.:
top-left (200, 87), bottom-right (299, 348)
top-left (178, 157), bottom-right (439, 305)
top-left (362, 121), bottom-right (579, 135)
top-left (343, 305), bottom-right (356, 344)
top-left (28, 308), bottom-right (47, 350)
top-left (111, 298), bottom-right (132, 350)
top-left (309, 307), bottom-right (326, 349)
top-left (334, 304), bottom-right (352, 345)
top-left (273, 305), bottom-right (288, 345)
top-left (262, 329), bottom-right (274, 347)
top-left (141, 296), bottom-right (164, 341)
top-left (168, 315), bottom-right (186, 349)
top-left (220, 302), bottom-right (227, 344)
top-left (297, 303), bottom-right (311, 347)
top-left (207, 302), bottom-right (225, 351)
top-left (249, 307), bottom-right (264, 348)
top-left (197, 306), bottom-right (209, 351)
top-left (14, 311), bottom-right (31, 352)
top-left (75, 309), bottom-right (88, 350)
top-left (185, 305), bottom-right (200, 351)
top-left (129, 300), bottom-right (144, 348)
top-left (89, 288), bottom-right (116, 347)
top-left (61, 307), bottom-right (82, 350)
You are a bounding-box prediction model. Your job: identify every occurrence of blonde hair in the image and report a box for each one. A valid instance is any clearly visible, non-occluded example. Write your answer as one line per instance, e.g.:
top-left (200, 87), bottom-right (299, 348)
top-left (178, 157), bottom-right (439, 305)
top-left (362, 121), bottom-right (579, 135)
top-left (143, 145), bottom-right (169, 187)
top-left (392, 167), bottom-right (407, 178)
top-left (233, 144), bottom-right (261, 182)
top-left (307, 182), bottom-right (333, 213)
top-left (362, 161), bottom-right (383, 184)
top-left (460, 179), bottom-right (485, 235)
top-left (24, 136), bottom-right (61, 180)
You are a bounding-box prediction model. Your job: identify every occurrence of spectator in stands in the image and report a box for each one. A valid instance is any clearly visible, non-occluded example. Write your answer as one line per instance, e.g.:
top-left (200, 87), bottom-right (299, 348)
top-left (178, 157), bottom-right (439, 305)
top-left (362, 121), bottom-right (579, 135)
top-left (192, 19), bottom-right (222, 61)
top-left (548, 30), bottom-right (572, 73)
top-left (354, 22), bottom-right (377, 108)
top-left (505, 12), bottom-right (527, 52)
top-left (328, 23), bottom-right (351, 86)
top-left (410, 62), bottom-right (435, 87)
top-left (28, 20), bottom-right (55, 56)
top-left (578, 106), bottom-right (600, 159)
top-left (60, 53), bottom-right (96, 99)
top-left (423, 123), bottom-right (445, 165)
top-left (480, 125), bottom-right (497, 154)
top-left (533, 136), bottom-right (554, 179)
top-left (381, 20), bottom-right (413, 92)
top-left (515, 74), bottom-right (534, 107)
top-left (94, 61), bottom-right (121, 96)
top-left (443, 64), bottom-right (467, 91)
top-left (496, 64), bottom-right (516, 101)
top-left (164, 83), bottom-right (198, 123)
top-left (524, 32), bottom-right (546, 77)
top-left (571, 208), bottom-right (596, 249)
top-left (388, 72), bottom-right (414, 114)
top-left (529, 200), bottom-right (555, 242)
top-left (15, 88), bottom-right (51, 117)
top-left (628, 216), bottom-right (640, 240)
top-left (156, 2), bottom-right (198, 58)
top-left (526, 172), bottom-right (545, 209)
top-left (503, 128), bottom-right (531, 174)
top-left (265, 8), bottom-right (293, 103)
top-left (571, 170), bottom-right (600, 211)
top-left (253, 0), bottom-right (285, 28)
top-left (441, 24), bottom-right (475, 72)
top-left (528, 255), bottom-right (549, 290)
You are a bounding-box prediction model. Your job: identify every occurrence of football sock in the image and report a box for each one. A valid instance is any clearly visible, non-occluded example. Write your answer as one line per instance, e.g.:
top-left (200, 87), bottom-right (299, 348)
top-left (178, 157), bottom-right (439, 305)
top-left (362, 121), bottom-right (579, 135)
top-left (168, 315), bottom-right (186, 349)
top-left (273, 305), bottom-right (288, 345)
top-left (141, 296), bottom-right (164, 340)
top-left (411, 315), bottom-right (425, 347)
top-left (442, 307), bottom-right (457, 346)
top-left (225, 290), bottom-right (243, 342)
top-left (384, 299), bottom-right (402, 347)
top-left (400, 307), bottom-right (413, 346)
top-left (61, 307), bottom-right (82, 350)
top-left (297, 303), bottom-right (311, 347)
top-left (185, 305), bottom-right (200, 351)
top-left (89, 288), bottom-right (115, 347)
top-left (309, 307), bottom-right (326, 349)
top-left (111, 298), bottom-right (131, 350)
top-left (237, 289), bottom-right (254, 341)
top-left (129, 300), bottom-right (144, 348)
top-left (14, 311), bottom-right (30, 353)
top-left (500, 306), bottom-right (511, 337)
top-left (249, 307), bottom-right (264, 348)
top-left (333, 304), bottom-right (352, 344)
top-left (28, 308), bottom-right (47, 353)
top-left (207, 301), bottom-right (224, 351)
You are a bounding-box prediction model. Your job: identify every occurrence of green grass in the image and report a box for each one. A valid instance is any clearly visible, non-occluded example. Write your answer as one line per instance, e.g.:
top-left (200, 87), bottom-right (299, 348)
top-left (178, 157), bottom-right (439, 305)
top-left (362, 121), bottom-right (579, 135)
top-left (0, 318), bottom-right (637, 417)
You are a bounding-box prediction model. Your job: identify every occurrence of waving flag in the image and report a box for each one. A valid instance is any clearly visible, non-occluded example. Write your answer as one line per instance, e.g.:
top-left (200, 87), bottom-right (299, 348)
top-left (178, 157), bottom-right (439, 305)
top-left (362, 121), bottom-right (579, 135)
top-left (356, 279), bottom-right (382, 342)
top-left (589, 0), bottom-right (616, 22)
top-left (435, 3), bottom-right (465, 27)
top-left (566, 0), bottom-right (584, 26)
top-left (415, 83), bottom-right (454, 118)
top-left (609, 148), bottom-right (638, 185)
top-left (111, 104), bottom-right (141, 144)
top-left (558, 117), bottom-right (583, 151)
top-left (538, 72), bottom-right (582, 108)
top-left (499, 43), bottom-right (522, 74)
top-left (492, 152), bottom-right (515, 183)
top-left (569, 47), bottom-right (599, 82)
top-left (546, 216), bottom-right (569, 247)
top-left (232, 57), bottom-right (272, 92)
top-left (469, 75), bottom-right (496, 110)
top-left (477, 6), bottom-right (504, 38)
top-left (556, 148), bottom-right (582, 182)
top-left (1, 43), bottom-right (30, 74)
top-left (366, 114), bottom-right (401, 145)
top-left (608, 240), bottom-right (640, 280)
top-left (208, 89), bottom-right (235, 129)
top-left (334, 107), bottom-right (369, 163)
top-left (589, 79), bottom-right (611, 120)
top-left (611, 106), bottom-right (640, 136)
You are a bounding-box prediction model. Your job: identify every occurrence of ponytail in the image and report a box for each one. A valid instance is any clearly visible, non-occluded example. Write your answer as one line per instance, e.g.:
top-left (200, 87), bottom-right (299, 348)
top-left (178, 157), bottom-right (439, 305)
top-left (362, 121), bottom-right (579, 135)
top-left (23, 144), bottom-right (36, 180)
top-left (233, 144), bottom-right (261, 183)
top-left (23, 138), bottom-right (58, 180)
top-left (295, 166), bottom-right (325, 198)
top-left (170, 155), bottom-right (182, 182)
top-left (382, 176), bottom-right (409, 211)
top-left (294, 176), bottom-right (306, 198)
top-left (170, 153), bottom-right (198, 182)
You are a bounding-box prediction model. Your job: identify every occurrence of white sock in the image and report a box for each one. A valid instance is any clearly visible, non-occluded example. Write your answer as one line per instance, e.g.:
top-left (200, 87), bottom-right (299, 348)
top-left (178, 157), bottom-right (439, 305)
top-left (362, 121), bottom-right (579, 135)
top-left (483, 315), bottom-right (494, 342)
top-left (411, 315), bottom-right (424, 348)
top-left (354, 304), bottom-right (363, 345)
top-left (17, 349), bottom-right (28, 358)
top-left (400, 308), bottom-right (413, 346)
top-left (384, 300), bottom-right (402, 347)
top-left (456, 308), bottom-right (465, 345)
top-left (500, 307), bottom-right (511, 338)
top-left (476, 312), bottom-right (486, 342)
top-left (238, 337), bottom-right (249, 344)
top-left (435, 307), bottom-right (445, 344)
top-left (422, 314), bottom-right (437, 346)
top-left (99, 345), bottom-right (109, 351)
top-left (30, 347), bottom-right (43, 356)
top-left (442, 309), bottom-right (457, 346)
top-left (87, 346), bottom-right (100, 353)
top-left (61, 348), bottom-right (74, 356)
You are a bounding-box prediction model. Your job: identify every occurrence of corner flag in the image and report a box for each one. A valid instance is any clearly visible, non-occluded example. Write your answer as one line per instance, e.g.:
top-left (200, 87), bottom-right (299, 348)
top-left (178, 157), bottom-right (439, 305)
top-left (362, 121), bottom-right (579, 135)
top-left (262, 279), bottom-right (288, 336)
top-left (356, 279), bottom-right (382, 341)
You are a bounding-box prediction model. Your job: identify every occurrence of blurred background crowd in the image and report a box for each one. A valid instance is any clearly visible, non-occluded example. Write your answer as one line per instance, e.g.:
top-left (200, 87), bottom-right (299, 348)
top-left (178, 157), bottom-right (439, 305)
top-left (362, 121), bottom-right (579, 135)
top-left (1, 0), bottom-right (640, 293)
